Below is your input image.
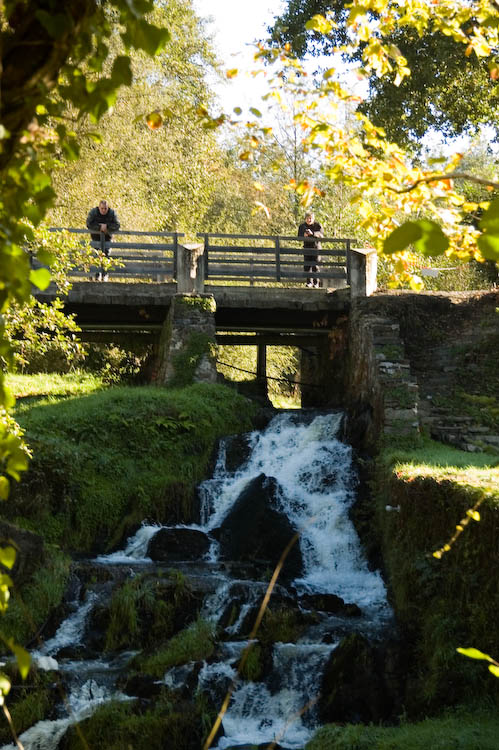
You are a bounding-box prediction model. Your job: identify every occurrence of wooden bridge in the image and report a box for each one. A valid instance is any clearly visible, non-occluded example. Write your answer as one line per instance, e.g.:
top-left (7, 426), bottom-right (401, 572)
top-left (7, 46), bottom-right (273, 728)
top-left (36, 229), bottom-right (378, 403)
top-left (45, 228), bottom-right (376, 292)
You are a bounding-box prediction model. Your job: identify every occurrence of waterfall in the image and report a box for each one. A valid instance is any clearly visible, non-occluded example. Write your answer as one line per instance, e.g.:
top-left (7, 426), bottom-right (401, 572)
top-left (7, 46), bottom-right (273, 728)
top-left (4, 410), bottom-right (392, 750)
top-left (192, 411), bottom-right (391, 748)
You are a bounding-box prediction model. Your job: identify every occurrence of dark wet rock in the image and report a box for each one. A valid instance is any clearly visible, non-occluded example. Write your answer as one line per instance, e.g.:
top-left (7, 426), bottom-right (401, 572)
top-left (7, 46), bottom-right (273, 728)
top-left (55, 645), bottom-right (88, 660)
top-left (224, 433), bottom-right (253, 472)
top-left (123, 673), bottom-right (163, 699)
top-left (147, 527), bottom-right (211, 562)
top-left (319, 632), bottom-right (406, 723)
top-left (218, 474), bottom-right (303, 582)
top-left (0, 520), bottom-right (44, 585)
top-left (299, 593), bottom-right (362, 617)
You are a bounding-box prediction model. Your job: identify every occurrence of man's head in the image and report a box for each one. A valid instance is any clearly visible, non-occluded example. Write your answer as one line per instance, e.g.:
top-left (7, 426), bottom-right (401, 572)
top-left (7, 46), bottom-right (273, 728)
top-left (305, 212), bottom-right (314, 225)
top-left (98, 200), bottom-right (109, 215)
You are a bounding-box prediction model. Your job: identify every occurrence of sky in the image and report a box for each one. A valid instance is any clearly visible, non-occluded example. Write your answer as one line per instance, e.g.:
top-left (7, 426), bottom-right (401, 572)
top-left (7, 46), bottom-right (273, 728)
top-left (192, 0), bottom-right (287, 113)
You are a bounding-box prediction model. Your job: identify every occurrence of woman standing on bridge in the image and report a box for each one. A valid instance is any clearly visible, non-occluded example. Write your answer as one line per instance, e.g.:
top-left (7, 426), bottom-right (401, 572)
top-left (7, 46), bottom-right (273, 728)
top-left (298, 212), bottom-right (323, 288)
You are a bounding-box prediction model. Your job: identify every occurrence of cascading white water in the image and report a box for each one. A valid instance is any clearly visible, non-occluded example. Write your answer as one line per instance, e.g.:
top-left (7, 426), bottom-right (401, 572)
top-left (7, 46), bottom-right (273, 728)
top-left (3, 410), bottom-right (391, 750)
top-left (193, 411), bottom-right (391, 748)
top-left (201, 412), bottom-right (388, 609)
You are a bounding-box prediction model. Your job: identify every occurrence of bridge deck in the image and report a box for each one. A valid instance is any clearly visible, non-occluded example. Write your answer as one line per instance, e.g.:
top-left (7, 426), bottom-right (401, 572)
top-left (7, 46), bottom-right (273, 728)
top-left (36, 282), bottom-right (350, 335)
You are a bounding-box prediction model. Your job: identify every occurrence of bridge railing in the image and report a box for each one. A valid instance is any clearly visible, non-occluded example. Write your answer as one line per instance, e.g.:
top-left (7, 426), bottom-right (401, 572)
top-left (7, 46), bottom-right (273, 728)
top-left (196, 233), bottom-right (355, 287)
top-left (47, 228), bottom-right (184, 280)
top-left (44, 228), bottom-right (376, 295)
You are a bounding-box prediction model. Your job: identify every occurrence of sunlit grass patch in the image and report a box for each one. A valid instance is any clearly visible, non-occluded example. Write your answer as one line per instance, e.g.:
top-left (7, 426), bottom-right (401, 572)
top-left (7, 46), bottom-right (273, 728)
top-left (7, 371), bottom-right (105, 400)
top-left (383, 437), bottom-right (499, 497)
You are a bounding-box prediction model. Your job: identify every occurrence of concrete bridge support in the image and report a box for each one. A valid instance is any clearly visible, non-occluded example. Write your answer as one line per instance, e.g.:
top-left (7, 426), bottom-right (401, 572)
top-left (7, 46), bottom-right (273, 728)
top-left (154, 294), bottom-right (218, 387)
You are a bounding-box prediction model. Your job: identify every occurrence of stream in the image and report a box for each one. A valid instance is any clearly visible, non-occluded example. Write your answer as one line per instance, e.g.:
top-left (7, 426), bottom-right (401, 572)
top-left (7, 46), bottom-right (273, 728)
top-left (2, 410), bottom-right (393, 750)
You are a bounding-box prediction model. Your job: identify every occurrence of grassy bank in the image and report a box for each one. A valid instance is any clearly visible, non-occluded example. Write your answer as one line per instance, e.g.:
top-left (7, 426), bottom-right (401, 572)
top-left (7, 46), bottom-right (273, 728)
top-left (7, 381), bottom-right (257, 554)
top-left (370, 437), bottom-right (499, 712)
top-left (307, 706), bottom-right (499, 750)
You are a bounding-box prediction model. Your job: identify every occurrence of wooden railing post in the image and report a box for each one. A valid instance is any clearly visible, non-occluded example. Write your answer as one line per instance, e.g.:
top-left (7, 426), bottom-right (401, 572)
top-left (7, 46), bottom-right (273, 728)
top-left (275, 236), bottom-right (281, 282)
top-left (349, 246), bottom-right (378, 297)
top-left (176, 243), bottom-right (205, 293)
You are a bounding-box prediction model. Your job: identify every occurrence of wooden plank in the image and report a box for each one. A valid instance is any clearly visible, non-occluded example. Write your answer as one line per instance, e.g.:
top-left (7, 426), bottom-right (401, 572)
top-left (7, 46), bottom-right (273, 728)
top-left (199, 232), bottom-right (357, 243)
top-left (108, 243), bottom-right (175, 251)
top-left (50, 227), bottom-right (184, 238)
top-left (110, 253), bottom-right (174, 261)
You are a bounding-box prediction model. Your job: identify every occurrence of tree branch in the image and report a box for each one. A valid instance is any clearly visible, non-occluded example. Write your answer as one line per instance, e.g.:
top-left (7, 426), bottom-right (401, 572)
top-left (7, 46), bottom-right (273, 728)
top-left (387, 172), bottom-right (499, 194)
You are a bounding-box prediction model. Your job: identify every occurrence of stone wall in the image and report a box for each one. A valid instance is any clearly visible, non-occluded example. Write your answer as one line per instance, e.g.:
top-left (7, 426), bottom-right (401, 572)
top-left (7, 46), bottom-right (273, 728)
top-left (345, 301), bottom-right (419, 452)
top-left (154, 294), bottom-right (218, 387)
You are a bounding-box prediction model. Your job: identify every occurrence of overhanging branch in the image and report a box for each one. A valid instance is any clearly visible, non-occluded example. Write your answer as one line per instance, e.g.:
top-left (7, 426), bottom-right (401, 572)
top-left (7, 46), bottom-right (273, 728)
top-left (388, 172), bottom-right (499, 195)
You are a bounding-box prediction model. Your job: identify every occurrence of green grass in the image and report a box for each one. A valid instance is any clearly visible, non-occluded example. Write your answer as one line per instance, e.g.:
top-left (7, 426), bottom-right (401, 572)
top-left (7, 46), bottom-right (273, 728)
top-left (1, 547), bottom-right (71, 645)
top-left (307, 707), bottom-right (499, 750)
top-left (381, 436), bottom-right (499, 495)
top-left (7, 382), bottom-right (257, 553)
top-left (7, 371), bottom-right (105, 403)
top-left (136, 617), bottom-right (215, 677)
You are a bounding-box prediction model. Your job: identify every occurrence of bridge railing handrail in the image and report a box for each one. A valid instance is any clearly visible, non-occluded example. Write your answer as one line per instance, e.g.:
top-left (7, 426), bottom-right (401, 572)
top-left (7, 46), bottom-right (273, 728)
top-left (46, 227), bottom-right (185, 281)
top-left (196, 232), bottom-right (356, 285)
top-left (43, 228), bottom-right (370, 290)
top-left (49, 228), bottom-right (184, 237)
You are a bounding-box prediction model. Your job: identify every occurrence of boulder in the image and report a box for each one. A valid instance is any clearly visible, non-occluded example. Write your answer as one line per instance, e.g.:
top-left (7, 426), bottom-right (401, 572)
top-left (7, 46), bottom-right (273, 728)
top-left (299, 593), bottom-right (362, 617)
top-left (147, 527), bottom-right (211, 562)
top-left (223, 433), bottom-right (253, 472)
top-left (217, 474), bottom-right (303, 582)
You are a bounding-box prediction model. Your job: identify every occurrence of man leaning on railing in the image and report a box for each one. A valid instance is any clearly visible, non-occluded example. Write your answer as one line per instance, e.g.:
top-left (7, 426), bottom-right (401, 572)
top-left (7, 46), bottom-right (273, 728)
top-left (86, 199), bottom-right (120, 281)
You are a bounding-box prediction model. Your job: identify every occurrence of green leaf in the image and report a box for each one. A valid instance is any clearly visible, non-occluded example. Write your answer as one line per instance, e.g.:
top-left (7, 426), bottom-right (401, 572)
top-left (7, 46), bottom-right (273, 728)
top-left (250, 108), bottom-right (262, 118)
top-left (479, 197), bottom-right (499, 232)
top-left (412, 220), bottom-right (449, 256)
top-left (0, 674), bottom-right (11, 697)
top-left (36, 249), bottom-right (55, 266)
top-left (383, 220), bottom-right (449, 256)
top-left (457, 647), bottom-right (493, 662)
top-left (305, 14), bottom-right (332, 34)
top-left (489, 665), bottom-right (499, 677)
top-left (122, 20), bottom-right (171, 56)
top-left (9, 642), bottom-right (31, 680)
top-left (111, 56), bottom-right (133, 87)
top-left (0, 477), bottom-right (10, 501)
top-left (478, 233), bottom-right (499, 261)
top-left (35, 10), bottom-right (70, 38)
top-left (384, 222), bottom-right (422, 254)
top-left (0, 546), bottom-right (16, 570)
top-left (30, 268), bottom-right (52, 291)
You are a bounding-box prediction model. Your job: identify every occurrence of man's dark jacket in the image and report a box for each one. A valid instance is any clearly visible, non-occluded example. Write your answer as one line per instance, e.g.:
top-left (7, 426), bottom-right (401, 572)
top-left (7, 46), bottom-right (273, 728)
top-left (298, 221), bottom-right (323, 258)
top-left (86, 206), bottom-right (120, 242)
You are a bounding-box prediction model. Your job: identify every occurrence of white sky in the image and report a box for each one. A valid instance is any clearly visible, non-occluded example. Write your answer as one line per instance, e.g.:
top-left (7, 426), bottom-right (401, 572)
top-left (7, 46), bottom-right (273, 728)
top-left (192, 0), bottom-right (287, 113)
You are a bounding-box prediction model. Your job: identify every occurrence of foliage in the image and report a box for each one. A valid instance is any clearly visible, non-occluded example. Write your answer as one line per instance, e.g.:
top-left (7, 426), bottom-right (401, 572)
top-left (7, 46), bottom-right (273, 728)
top-left (105, 570), bottom-right (201, 652)
top-left (306, 707), bottom-right (499, 750)
top-left (269, 1), bottom-right (499, 148)
top-left (0, 548), bottom-right (71, 646)
top-left (8, 383), bottom-right (256, 553)
top-left (48, 0), bottom-right (223, 233)
top-left (0, 0), bottom-right (171, 708)
top-left (217, 343), bottom-right (301, 407)
top-left (62, 690), bottom-right (217, 750)
top-left (228, 1), bottom-right (499, 290)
